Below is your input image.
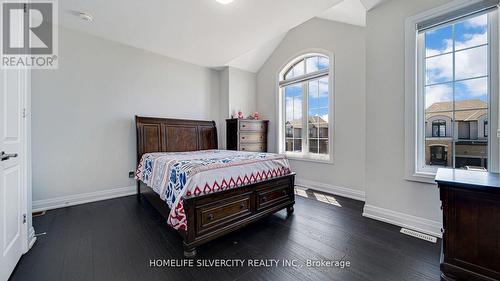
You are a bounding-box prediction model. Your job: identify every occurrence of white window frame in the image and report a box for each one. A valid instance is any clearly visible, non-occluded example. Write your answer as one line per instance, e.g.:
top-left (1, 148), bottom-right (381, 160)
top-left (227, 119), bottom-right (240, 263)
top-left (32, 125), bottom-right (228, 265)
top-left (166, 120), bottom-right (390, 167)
top-left (277, 50), bottom-right (335, 164)
top-left (405, 0), bottom-right (500, 183)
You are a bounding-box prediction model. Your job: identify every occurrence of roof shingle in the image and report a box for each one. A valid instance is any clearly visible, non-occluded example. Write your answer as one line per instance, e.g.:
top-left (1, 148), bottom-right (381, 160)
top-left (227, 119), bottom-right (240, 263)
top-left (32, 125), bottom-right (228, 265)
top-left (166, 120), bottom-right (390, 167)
top-left (426, 100), bottom-right (487, 121)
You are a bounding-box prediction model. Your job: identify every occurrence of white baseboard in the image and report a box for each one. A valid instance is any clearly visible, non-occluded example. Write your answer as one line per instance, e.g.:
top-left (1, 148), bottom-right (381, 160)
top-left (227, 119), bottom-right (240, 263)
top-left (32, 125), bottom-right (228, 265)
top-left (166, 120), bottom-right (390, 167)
top-left (363, 204), bottom-right (442, 238)
top-left (295, 178), bottom-right (366, 201)
top-left (28, 226), bottom-right (36, 250)
top-left (32, 185), bottom-right (136, 212)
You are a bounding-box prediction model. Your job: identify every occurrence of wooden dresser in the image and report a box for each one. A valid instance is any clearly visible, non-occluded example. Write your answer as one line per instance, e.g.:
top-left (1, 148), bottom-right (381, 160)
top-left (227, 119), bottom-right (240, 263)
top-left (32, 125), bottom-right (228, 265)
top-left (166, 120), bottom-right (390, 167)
top-left (435, 169), bottom-right (500, 281)
top-left (226, 119), bottom-right (268, 152)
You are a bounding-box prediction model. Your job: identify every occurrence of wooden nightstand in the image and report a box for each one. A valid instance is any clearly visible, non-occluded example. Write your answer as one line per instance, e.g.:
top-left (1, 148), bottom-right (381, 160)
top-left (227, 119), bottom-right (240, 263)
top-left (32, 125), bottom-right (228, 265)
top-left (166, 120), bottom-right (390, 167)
top-left (435, 168), bottom-right (500, 281)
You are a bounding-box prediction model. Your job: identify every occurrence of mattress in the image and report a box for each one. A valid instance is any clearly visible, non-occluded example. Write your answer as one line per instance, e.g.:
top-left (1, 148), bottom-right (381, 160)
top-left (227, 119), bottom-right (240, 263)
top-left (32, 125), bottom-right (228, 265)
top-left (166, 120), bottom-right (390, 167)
top-left (136, 150), bottom-right (291, 231)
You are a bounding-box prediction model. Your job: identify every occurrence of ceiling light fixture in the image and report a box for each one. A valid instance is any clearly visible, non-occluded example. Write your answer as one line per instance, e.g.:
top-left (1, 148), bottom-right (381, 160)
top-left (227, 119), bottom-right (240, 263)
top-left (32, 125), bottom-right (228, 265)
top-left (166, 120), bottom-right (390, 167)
top-left (216, 0), bottom-right (234, 4)
top-left (78, 12), bottom-right (94, 22)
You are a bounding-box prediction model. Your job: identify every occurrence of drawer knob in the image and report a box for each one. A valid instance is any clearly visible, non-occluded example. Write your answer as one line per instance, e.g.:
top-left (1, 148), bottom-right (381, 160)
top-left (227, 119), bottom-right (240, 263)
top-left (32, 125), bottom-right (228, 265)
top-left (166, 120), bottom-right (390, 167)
top-left (208, 214), bottom-right (214, 221)
top-left (242, 137), bottom-right (246, 139)
top-left (262, 196), bottom-right (267, 202)
top-left (242, 125), bottom-right (246, 128)
top-left (242, 148), bottom-right (246, 151)
top-left (282, 190), bottom-right (287, 196)
top-left (240, 202), bottom-right (245, 209)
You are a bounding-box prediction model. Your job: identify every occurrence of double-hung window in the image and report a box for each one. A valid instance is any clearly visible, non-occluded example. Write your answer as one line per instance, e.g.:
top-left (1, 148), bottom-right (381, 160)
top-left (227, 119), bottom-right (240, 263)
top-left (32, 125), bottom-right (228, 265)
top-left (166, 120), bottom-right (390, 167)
top-left (405, 0), bottom-right (499, 182)
top-left (432, 120), bottom-right (447, 137)
top-left (278, 53), bottom-right (333, 162)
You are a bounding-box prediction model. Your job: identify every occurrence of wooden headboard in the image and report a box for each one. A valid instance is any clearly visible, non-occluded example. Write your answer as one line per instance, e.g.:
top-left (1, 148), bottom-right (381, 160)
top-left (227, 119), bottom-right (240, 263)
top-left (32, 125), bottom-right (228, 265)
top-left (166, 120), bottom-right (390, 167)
top-left (135, 116), bottom-right (218, 162)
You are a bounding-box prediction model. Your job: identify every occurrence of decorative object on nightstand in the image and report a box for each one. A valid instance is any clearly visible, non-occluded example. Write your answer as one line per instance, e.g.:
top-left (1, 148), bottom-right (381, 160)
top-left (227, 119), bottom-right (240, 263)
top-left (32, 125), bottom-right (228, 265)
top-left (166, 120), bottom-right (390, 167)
top-left (247, 112), bottom-right (260, 120)
top-left (226, 119), bottom-right (268, 152)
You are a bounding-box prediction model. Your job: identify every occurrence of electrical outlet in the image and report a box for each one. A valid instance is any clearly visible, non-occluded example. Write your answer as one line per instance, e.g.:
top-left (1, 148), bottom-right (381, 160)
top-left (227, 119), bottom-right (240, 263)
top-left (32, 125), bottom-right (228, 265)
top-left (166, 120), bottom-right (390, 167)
top-left (129, 171), bottom-right (135, 179)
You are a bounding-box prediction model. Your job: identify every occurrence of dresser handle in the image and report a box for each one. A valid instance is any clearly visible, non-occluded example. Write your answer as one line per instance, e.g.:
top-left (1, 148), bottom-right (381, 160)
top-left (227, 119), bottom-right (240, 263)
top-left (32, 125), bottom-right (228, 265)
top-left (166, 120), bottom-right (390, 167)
top-left (282, 190), bottom-right (287, 196)
top-left (262, 196), bottom-right (267, 202)
top-left (240, 202), bottom-right (245, 209)
top-left (208, 214), bottom-right (214, 221)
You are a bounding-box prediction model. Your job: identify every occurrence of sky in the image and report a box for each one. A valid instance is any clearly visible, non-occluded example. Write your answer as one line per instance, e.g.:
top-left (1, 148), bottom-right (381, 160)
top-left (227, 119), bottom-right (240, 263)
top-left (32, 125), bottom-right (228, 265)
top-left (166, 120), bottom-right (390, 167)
top-left (284, 57), bottom-right (330, 128)
top-left (285, 78), bottom-right (329, 125)
top-left (425, 13), bottom-right (488, 109)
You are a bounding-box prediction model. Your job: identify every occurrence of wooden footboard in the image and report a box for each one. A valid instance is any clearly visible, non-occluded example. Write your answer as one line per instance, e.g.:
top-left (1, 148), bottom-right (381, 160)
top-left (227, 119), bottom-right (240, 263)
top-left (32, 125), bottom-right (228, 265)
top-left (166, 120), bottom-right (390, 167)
top-left (138, 173), bottom-right (295, 257)
top-left (135, 116), bottom-right (295, 257)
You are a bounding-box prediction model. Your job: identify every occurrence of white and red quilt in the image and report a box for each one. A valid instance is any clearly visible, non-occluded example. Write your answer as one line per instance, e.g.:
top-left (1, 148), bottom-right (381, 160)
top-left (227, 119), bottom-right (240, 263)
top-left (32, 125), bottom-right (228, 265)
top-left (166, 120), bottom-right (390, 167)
top-left (136, 150), bottom-right (291, 231)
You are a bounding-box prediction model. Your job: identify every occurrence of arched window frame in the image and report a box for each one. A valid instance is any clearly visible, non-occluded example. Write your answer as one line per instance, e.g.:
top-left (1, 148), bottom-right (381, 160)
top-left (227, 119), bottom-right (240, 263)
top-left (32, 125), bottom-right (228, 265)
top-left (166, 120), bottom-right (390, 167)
top-left (277, 51), bottom-right (334, 163)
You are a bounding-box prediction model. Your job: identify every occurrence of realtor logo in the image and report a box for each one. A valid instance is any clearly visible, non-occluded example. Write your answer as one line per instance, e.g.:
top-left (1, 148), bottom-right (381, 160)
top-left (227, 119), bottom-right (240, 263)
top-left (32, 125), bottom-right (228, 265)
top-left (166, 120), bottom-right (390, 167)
top-left (1, 0), bottom-right (58, 69)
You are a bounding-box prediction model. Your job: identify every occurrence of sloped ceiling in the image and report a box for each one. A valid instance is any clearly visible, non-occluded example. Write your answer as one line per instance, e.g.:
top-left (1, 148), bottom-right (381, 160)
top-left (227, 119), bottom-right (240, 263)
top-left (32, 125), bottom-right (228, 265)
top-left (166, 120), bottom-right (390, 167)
top-left (319, 0), bottom-right (387, 26)
top-left (60, 0), bottom-right (343, 71)
top-left (225, 33), bottom-right (288, 73)
top-left (359, 0), bottom-right (387, 11)
top-left (319, 0), bottom-right (367, 27)
top-left (59, 0), bottom-right (386, 73)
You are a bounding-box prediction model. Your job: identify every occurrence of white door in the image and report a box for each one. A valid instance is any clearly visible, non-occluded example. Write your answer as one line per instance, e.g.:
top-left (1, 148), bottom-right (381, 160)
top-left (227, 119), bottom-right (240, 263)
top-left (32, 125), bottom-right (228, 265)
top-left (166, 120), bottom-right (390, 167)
top-left (0, 67), bottom-right (26, 281)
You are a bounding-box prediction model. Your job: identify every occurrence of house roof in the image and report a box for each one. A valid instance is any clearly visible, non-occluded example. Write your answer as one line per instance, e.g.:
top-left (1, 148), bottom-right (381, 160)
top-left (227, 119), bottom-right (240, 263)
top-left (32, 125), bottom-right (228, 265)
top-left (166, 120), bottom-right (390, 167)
top-left (286, 116), bottom-right (328, 128)
top-left (426, 100), bottom-right (487, 121)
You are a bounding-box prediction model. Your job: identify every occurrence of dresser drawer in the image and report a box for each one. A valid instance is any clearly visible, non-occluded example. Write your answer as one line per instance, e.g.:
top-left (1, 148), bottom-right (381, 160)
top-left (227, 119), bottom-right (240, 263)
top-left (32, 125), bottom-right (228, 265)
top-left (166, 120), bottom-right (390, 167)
top-left (256, 185), bottom-right (292, 211)
top-left (239, 121), bottom-right (267, 132)
top-left (240, 143), bottom-right (266, 152)
top-left (240, 132), bottom-right (266, 143)
top-left (196, 193), bottom-right (252, 236)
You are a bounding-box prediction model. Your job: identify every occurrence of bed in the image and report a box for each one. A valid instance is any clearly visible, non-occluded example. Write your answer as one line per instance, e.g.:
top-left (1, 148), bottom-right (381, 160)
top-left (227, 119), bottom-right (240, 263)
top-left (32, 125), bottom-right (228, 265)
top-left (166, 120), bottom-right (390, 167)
top-left (135, 116), bottom-right (296, 257)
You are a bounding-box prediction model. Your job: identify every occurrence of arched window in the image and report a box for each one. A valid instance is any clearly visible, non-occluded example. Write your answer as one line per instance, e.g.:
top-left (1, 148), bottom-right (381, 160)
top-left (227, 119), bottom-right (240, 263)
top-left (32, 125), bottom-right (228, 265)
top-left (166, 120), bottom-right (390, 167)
top-left (279, 53), bottom-right (332, 161)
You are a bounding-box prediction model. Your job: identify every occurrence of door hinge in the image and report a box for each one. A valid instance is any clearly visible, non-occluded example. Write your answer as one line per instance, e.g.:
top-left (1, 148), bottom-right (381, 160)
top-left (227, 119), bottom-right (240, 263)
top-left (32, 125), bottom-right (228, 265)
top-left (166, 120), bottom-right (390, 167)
top-left (22, 108), bottom-right (26, 118)
top-left (22, 214), bottom-right (26, 224)
top-left (23, 3), bottom-right (27, 13)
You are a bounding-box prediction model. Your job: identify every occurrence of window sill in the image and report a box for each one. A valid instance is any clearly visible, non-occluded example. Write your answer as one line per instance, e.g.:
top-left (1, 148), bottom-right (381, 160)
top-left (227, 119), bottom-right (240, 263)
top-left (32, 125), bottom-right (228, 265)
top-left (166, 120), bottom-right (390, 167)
top-left (405, 170), bottom-right (438, 185)
top-left (285, 154), bottom-right (334, 165)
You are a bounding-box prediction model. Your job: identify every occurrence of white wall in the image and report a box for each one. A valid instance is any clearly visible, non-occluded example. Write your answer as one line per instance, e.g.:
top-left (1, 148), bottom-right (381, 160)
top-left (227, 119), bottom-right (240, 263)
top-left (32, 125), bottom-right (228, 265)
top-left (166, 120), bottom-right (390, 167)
top-left (363, 0), bottom-right (452, 236)
top-left (256, 18), bottom-right (366, 199)
top-left (219, 68), bottom-right (230, 148)
top-left (31, 27), bottom-right (220, 203)
top-left (228, 67), bottom-right (257, 118)
top-left (218, 66), bottom-right (257, 149)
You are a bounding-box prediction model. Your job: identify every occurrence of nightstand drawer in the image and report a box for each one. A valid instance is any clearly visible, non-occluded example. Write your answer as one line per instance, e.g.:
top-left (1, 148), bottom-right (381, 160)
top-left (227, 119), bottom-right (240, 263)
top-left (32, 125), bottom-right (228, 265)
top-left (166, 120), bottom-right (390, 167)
top-left (240, 132), bottom-right (266, 143)
top-left (240, 143), bottom-right (267, 152)
top-left (239, 121), bottom-right (267, 132)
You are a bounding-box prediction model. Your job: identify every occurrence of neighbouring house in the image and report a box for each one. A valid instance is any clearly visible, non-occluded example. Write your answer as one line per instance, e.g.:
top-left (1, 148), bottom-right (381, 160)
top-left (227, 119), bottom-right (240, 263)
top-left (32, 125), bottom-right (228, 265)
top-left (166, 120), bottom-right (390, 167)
top-left (285, 116), bottom-right (329, 154)
top-left (425, 100), bottom-right (488, 169)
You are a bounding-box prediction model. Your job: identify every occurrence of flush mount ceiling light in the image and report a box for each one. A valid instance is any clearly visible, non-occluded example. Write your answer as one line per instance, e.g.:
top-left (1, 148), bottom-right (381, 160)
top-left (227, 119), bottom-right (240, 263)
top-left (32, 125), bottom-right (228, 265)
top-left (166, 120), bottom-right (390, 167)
top-left (216, 0), bottom-right (234, 4)
top-left (78, 12), bottom-right (94, 22)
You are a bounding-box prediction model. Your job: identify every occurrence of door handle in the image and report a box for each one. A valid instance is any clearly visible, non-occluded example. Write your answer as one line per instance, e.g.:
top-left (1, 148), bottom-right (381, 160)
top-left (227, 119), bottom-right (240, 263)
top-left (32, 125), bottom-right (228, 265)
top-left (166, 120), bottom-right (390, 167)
top-left (0, 151), bottom-right (18, 161)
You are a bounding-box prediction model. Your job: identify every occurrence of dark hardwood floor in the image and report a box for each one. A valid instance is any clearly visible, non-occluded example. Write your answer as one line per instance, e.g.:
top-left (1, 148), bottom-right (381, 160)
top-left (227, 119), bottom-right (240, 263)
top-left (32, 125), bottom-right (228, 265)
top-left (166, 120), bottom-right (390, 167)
top-left (10, 191), bottom-right (441, 281)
